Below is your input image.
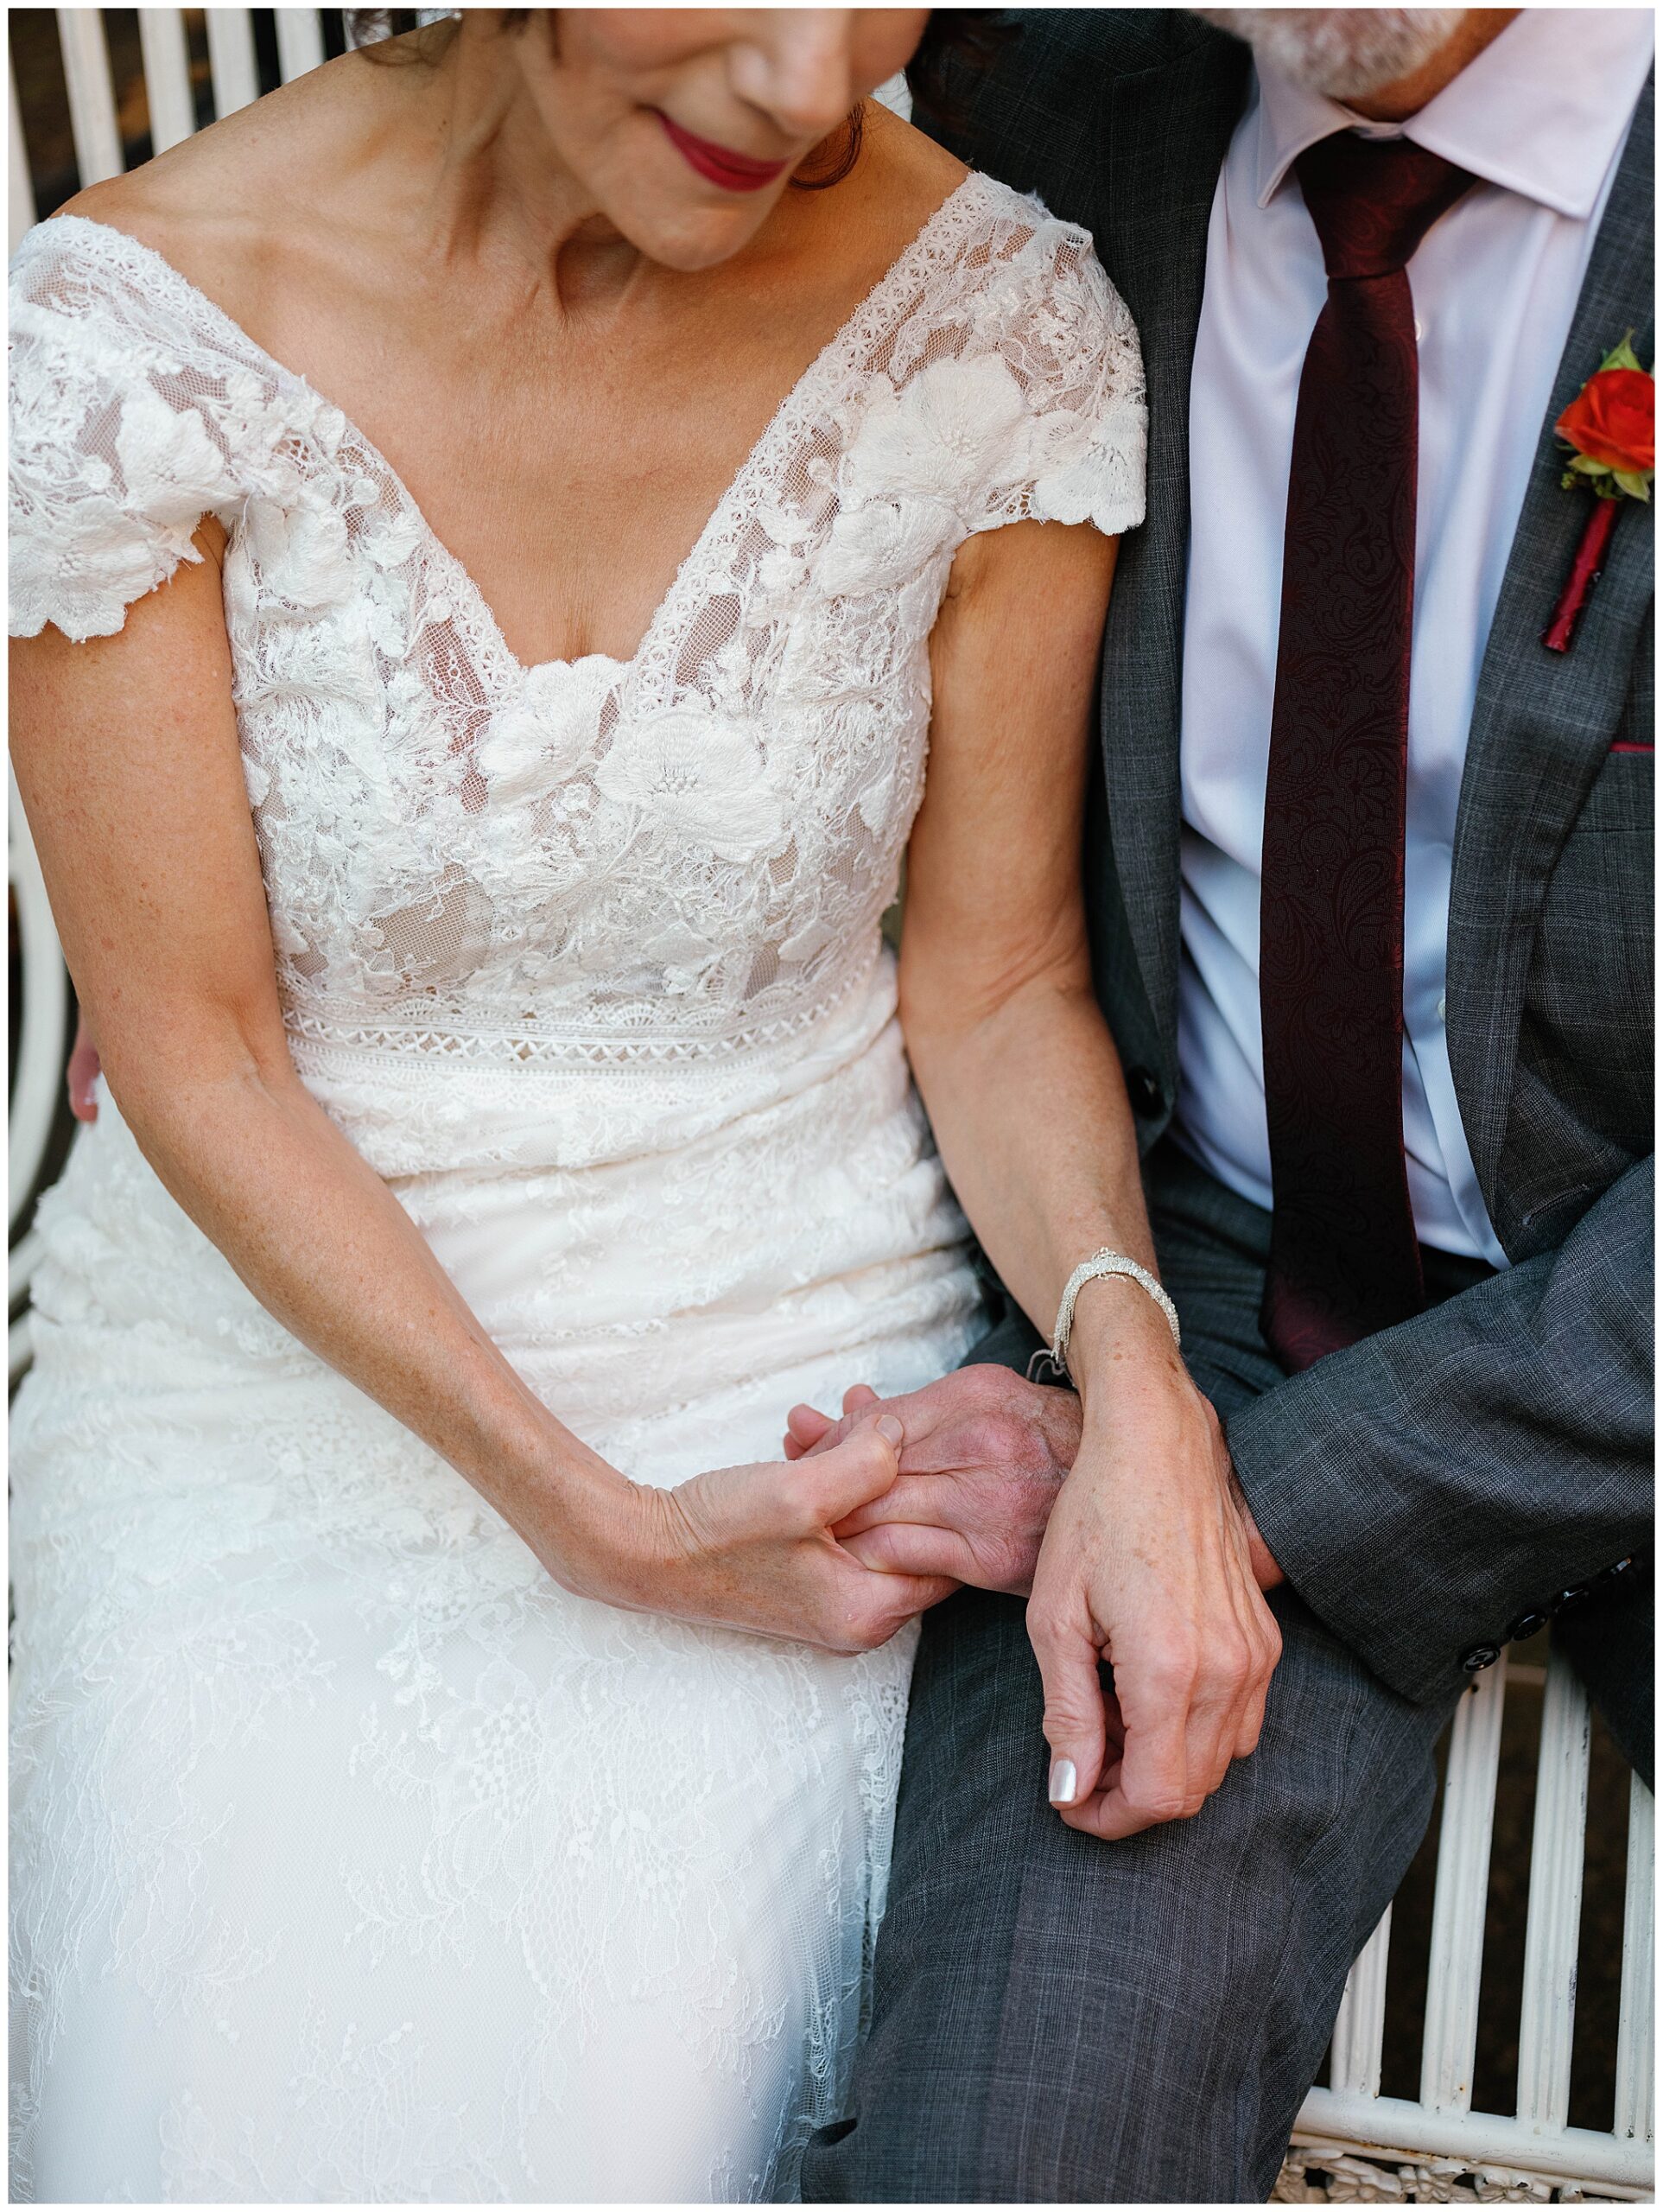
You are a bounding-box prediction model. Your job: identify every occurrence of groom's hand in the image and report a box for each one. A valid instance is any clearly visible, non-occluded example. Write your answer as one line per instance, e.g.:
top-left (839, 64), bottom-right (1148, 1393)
top-left (783, 1367), bottom-right (1082, 1596)
top-left (1031, 1294), bottom-right (1283, 1842)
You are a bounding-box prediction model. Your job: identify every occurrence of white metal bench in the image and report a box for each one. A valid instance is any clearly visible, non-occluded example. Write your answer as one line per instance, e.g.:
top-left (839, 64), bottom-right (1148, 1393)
top-left (1281, 1652), bottom-right (1653, 2202)
top-left (9, 17), bottom-right (1656, 2202)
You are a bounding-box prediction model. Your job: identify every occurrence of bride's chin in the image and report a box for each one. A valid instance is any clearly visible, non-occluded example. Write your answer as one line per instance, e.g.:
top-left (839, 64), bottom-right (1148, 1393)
top-left (565, 116), bottom-right (798, 272)
top-left (603, 185), bottom-right (785, 274)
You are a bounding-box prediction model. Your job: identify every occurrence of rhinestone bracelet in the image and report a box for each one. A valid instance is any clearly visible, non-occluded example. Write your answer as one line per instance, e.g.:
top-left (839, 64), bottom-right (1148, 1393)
top-left (1043, 1249), bottom-right (1182, 1383)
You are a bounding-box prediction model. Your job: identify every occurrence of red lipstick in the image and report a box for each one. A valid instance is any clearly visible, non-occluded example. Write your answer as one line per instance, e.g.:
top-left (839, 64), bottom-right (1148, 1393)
top-left (657, 112), bottom-right (790, 194)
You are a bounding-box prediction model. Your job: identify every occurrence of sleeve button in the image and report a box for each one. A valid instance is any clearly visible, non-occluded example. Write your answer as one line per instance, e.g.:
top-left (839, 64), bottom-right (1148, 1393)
top-left (1127, 1065), bottom-right (1164, 1116)
top-left (1506, 1611), bottom-right (1549, 1643)
top-left (1551, 1586), bottom-right (1591, 1615)
top-left (1597, 1555), bottom-right (1636, 1585)
top-left (1461, 1643), bottom-right (1501, 1673)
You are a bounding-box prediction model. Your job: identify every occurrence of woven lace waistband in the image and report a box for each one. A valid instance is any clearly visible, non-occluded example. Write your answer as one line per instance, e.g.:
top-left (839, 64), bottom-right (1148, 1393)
top-left (281, 949), bottom-right (883, 1070)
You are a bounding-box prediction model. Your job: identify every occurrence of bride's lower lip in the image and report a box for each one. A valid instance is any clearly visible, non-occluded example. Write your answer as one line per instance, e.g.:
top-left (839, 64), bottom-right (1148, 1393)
top-left (657, 112), bottom-right (790, 194)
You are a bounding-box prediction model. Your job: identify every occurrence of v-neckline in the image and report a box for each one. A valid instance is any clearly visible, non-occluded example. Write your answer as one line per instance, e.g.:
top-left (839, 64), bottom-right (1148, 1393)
top-left (50, 177), bottom-right (981, 690)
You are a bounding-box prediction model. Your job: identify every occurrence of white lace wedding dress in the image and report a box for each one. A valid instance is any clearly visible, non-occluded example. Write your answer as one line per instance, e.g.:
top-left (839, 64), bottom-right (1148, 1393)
top-left (8, 175), bottom-right (1144, 2203)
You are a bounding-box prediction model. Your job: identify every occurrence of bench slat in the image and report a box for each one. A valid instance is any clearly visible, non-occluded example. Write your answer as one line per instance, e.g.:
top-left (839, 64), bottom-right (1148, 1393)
top-left (1615, 1776), bottom-right (1654, 2142)
top-left (275, 11), bottom-right (327, 85)
top-left (9, 776), bottom-right (72, 1243)
top-left (1330, 1905), bottom-right (1392, 2097)
top-left (1516, 1651), bottom-right (1591, 2126)
top-left (56, 6), bottom-right (122, 185)
top-left (10, 56), bottom-right (36, 251)
top-left (137, 10), bottom-right (196, 152)
top-left (206, 9), bottom-right (260, 118)
top-left (1419, 1660), bottom-right (1507, 2113)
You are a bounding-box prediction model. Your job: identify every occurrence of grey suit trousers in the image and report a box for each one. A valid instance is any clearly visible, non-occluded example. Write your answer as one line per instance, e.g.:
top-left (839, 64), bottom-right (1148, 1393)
top-left (800, 1142), bottom-right (1474, 2203)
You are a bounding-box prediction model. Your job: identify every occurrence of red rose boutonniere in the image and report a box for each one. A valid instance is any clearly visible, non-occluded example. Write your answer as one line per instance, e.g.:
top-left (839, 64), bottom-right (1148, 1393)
top-left (1542, 335), bottom-right (1653, 653)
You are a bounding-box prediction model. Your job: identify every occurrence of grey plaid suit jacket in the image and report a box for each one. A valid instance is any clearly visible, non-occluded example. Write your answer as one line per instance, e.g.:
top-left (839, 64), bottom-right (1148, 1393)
top-left (922, 15), bottom-right (1653, 1724)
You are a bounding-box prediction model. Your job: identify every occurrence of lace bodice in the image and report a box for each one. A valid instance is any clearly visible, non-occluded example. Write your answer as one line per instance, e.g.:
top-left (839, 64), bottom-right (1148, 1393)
top-left (10, 179), bottom-right (1145, 1074)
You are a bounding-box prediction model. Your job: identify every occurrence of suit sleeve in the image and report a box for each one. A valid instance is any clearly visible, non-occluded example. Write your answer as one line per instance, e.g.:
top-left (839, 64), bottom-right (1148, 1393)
top-left (1228, 1154), bottom-right (1653, 1708)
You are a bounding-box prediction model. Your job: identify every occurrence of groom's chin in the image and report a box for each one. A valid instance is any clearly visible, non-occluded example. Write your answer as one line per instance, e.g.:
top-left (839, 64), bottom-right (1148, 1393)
top-left (1188, 8), bottom-right (1465, 100)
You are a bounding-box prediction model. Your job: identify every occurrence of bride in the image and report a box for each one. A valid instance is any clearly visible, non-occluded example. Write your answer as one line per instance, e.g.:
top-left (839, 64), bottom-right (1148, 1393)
top-left (9, 9), bottom-right (1147, 2199)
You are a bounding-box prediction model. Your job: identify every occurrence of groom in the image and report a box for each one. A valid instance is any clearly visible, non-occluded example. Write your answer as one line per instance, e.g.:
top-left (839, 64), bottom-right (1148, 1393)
top-left (797, 8), bottom-right (1653, 2201)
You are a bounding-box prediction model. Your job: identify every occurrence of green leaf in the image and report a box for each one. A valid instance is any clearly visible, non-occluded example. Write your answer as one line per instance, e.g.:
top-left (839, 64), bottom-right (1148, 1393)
top-left (1568, 453), bottom-right (1614, 480)
top-left (1600, 332), bottom-right (1643, 373)
top-left (1614, 469), bottom-right (1653, 501)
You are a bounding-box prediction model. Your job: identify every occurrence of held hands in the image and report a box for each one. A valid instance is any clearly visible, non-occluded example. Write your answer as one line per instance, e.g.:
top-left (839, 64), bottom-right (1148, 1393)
top-left (784, 1368), bottom-right (1079, 1595)
top-left (579, 1421), bottom-right (959, 1656)
top-left (785, 1300), bottom-right (1283, 1837)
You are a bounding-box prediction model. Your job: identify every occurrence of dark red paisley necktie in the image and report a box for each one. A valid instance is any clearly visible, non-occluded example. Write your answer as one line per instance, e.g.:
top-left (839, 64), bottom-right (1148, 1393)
top-left (1260, 132), bottom-right (1475, 1374)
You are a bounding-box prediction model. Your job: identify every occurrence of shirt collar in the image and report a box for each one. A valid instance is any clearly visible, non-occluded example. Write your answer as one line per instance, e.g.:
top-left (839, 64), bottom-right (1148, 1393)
top-left (1253, 10), bottom-right (1654, 219)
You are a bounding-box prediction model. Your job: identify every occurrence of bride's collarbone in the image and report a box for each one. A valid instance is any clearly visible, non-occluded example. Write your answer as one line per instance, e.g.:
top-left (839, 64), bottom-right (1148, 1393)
top-left (71, 111), bottom-right (968, 668)
top-left (259, 245), bottom-right (893, 666)
top-left (320, 303), bottom-right (828, 666)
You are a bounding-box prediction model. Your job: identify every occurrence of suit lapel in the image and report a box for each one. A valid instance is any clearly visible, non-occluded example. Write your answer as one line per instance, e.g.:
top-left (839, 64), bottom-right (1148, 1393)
top-left (1446, 73), bottom-right (1654, 1242)
top-left (1095, 41), bottom-right (1249, 1057)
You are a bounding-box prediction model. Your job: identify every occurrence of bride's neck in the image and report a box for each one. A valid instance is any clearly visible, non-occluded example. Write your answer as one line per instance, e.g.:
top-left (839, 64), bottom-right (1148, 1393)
top-left (390, 21), bottom-right (651, 313)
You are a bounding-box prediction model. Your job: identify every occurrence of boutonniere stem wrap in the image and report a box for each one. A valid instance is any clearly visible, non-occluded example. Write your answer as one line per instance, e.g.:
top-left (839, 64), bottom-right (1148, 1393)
top-left (1542, 335), bottom-right (1653, 653)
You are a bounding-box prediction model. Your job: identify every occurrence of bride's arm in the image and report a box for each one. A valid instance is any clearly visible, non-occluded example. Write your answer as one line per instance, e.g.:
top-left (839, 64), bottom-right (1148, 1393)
top-left (896, 517), bottom-right (1282, 1838)
top-left (11, 528), bottom-right (947, 1653)
top-left (904, 521), bottom-right (1153, 1331)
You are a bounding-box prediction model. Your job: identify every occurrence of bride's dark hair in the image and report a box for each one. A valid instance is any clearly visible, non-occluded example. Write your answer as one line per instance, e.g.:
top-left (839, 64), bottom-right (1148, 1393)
top-left (345, 10), bottom-right (1010, 191)
top-left (797, 10), bottom-right (1012, 191)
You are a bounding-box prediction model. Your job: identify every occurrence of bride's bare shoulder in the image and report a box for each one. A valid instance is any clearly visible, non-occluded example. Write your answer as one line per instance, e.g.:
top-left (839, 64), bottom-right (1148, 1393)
top-left (854, 99), bottom-right (971, 226)
top-left (48, 46), bottom-right (395, 318)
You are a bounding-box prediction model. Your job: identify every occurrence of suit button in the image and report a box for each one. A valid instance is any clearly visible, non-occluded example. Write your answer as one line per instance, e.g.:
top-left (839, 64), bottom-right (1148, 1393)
top-left (1507, 1611), bottom-right (1549, 1643)
top-left (1462, 1644), bottom-right (1501, 1673)
top-left (1127, 1065), bottom-right (1164, 1116)
top-left (1598, 1555), bottom-right (1636, 1585)
top-left (1552, 1586), bottom-right (1591, 1615)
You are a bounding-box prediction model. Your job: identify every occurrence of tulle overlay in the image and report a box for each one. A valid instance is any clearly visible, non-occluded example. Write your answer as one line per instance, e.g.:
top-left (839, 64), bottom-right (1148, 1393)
top-left (8, 172), bottom-right (1144, 2200)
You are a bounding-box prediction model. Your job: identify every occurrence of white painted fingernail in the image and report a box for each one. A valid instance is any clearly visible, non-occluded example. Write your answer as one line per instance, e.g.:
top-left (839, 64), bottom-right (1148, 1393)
top-left (876, 1415), bottom-right (903, 1446)
top-left (1048, 1757), bottom-right (1077, 1806)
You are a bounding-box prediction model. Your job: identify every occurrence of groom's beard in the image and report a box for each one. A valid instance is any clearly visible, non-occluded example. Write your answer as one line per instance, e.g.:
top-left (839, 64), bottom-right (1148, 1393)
top-left (1191, 9), bottom-right (1466, 99)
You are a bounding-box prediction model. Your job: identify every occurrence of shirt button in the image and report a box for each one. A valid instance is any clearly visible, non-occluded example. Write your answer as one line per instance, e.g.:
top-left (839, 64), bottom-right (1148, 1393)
top-left (1436, 993), bottom-right (1447, 1023)
top-left (1414, 315), bottom-right (1427, 342)
top-left (1462, 1643), bottom-right (1501, 1674)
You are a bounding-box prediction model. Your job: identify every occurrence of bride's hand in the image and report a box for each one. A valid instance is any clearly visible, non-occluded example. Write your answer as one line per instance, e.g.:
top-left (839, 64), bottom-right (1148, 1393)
top-left (584, 1418), bottom-right (960, 1654)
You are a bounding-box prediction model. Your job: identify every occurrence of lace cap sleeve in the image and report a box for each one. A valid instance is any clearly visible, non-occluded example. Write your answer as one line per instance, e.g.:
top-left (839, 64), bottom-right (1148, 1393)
top-left (9, 219), bottom-right (270, 643)
top-left (835, 188), bottom-right (1147, 555)
top-left (962, 200), bottom-right (1146, 542)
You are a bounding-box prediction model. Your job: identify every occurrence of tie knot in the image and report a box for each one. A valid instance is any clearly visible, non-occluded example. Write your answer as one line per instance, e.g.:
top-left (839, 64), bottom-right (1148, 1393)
top-left (1295, 132), bottom-right (1475, 281)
